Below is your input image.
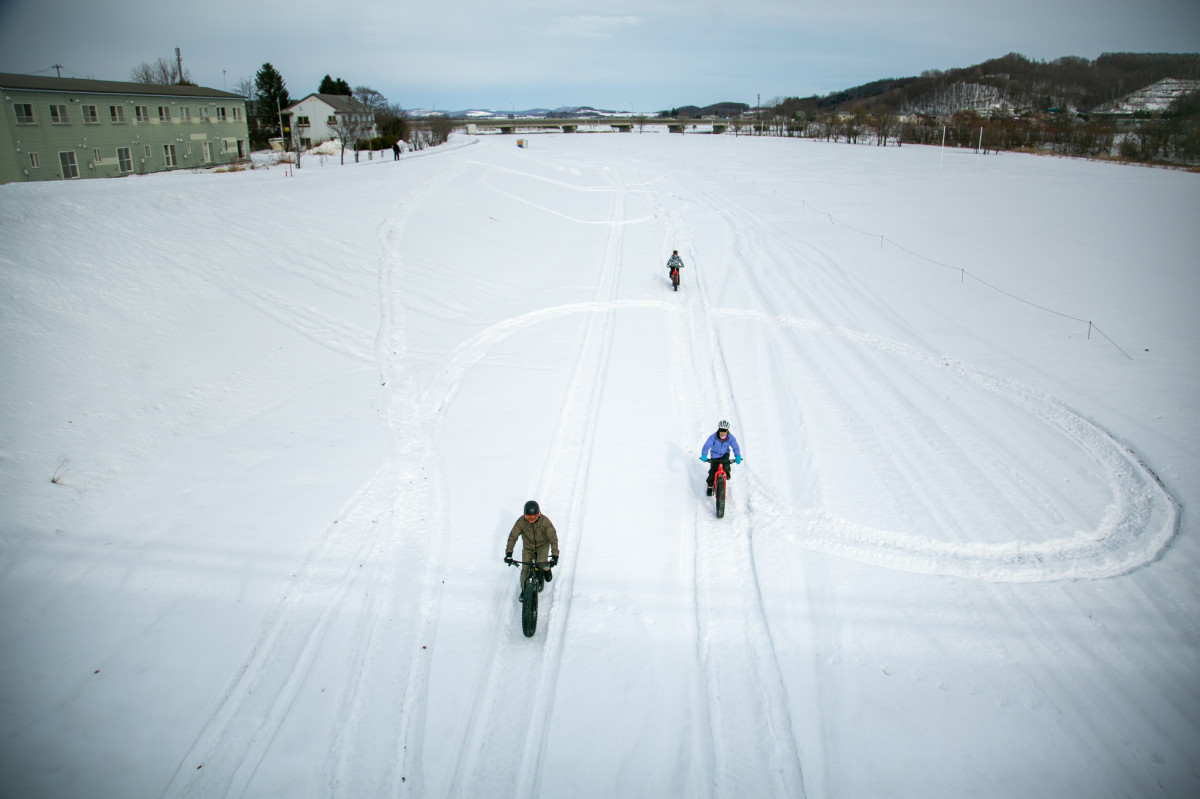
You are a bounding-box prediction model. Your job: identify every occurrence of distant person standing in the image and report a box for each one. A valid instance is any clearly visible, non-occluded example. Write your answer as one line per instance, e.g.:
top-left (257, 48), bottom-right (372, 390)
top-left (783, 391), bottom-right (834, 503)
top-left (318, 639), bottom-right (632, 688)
top-left (392, 141), bottom-right (401, 160)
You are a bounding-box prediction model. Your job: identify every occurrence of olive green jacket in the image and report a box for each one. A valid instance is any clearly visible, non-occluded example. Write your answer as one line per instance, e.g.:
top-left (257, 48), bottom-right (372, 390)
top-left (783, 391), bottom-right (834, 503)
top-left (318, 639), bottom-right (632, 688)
top-left (506, 514), bottom-right (560, 558)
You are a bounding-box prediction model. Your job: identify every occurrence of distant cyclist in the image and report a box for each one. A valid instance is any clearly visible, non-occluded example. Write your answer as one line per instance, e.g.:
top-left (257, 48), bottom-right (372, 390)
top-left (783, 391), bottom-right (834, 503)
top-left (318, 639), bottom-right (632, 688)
top-left (505, 500), bottom-right (560, 597)
top-left (666, 249), bottom-right (684, 282)
top-left (699, 420), bottom-right (742, 496)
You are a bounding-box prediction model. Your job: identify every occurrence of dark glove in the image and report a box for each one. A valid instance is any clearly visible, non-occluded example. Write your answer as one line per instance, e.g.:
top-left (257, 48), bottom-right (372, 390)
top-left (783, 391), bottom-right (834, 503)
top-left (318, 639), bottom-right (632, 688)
top-left (504, 553), bottom-right (513, 564)
top-left (550, 555), bottom-right (559, 567)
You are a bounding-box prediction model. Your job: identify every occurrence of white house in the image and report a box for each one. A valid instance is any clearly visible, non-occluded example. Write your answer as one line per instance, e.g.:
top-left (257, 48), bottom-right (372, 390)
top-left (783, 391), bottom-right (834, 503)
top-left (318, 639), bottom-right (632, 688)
top-left (284, 93), bottom-right (377, 149)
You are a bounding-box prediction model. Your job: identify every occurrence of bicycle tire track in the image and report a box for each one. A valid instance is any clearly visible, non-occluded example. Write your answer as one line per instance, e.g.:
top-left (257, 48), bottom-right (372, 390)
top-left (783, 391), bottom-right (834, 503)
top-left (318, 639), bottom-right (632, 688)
top-left (675, 166), bottom-right (1177, 581)
top-left (318, 161), bottom-right (470, 797)
top-left (162, 163), bottom-right (466, 799)
top-left (442, 164), bottom-right (629, 799)
top-left (656, 173), bottom-right (809, 799)
top-left (160, 463), bottom-right (402, 799)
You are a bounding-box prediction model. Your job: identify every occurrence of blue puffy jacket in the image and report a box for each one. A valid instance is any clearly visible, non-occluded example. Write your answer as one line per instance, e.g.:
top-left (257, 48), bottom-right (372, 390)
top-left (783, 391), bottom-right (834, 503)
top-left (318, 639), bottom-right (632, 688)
top-left (701, 430), bottom-right (740, 461)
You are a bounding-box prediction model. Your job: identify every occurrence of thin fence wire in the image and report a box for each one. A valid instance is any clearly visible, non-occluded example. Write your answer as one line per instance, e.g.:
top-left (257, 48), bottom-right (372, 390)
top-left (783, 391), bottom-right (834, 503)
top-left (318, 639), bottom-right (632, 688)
top-left (768, 184), bottom-right (1134, 360)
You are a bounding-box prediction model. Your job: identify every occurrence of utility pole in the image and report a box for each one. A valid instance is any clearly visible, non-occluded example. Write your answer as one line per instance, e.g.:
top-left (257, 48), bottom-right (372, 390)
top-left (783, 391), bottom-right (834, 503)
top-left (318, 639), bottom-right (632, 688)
top-left (52, 64), bottom-right (63, 77)
top-left (175, 47), bottom-right (183, 84)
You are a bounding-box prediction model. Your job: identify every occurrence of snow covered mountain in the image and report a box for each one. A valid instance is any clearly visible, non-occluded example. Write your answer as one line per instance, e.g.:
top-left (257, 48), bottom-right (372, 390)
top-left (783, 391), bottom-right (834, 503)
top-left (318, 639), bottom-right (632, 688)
top-left (1092, 77), bottom-right (1200, 115)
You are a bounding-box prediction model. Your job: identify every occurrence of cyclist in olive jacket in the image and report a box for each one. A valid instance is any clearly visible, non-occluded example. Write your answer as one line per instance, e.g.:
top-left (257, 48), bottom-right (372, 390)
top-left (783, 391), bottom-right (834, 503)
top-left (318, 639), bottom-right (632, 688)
top-left (505, 500), bottom-right (560, 595)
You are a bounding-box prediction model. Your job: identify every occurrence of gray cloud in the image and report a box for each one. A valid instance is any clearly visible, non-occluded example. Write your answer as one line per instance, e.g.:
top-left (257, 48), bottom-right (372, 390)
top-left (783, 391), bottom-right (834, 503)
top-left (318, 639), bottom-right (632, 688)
top-left (1, 0), bottom-right (1197, 111)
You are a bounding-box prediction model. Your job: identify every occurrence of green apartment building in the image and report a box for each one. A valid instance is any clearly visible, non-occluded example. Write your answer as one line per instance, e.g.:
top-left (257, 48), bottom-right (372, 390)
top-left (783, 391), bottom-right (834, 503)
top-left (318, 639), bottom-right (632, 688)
top-left (1, 73), bottom-right (250, 184)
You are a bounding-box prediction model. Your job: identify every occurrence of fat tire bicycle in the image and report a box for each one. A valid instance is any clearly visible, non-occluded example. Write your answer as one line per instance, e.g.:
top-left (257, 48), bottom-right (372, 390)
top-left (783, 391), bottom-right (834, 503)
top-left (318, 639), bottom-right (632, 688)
top-left (714, 462), bottom-right (728, 518)
top-left (669, 266), bottom-right (681, 291)
top-left (509, 557), bottom-right (554, 637)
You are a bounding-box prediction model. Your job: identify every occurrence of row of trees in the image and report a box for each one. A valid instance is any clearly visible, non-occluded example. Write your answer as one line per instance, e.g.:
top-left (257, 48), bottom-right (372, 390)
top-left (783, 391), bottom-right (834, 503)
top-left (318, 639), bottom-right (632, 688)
top-left (129, 56), bottom-right (193, 86)
top-left (744, 103), bottom-right (1200, 165)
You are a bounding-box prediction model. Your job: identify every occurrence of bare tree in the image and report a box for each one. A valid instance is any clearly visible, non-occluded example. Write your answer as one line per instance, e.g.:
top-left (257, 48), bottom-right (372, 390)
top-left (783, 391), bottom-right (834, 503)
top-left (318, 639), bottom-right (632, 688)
top-left (375, 102), bottom-right (410, 147)
top-left (353, 86), bottom-right (389, 115)
top-left (873, 109), bottom-right (896, 146)
top-left (130, 57), bottom-right (192, 85)
top-left (429, 114), bottom-right (455, 145)
top-left (407, 116), bottom-right (455, 150)
top-left (331, 106), bottom-right (373, 164)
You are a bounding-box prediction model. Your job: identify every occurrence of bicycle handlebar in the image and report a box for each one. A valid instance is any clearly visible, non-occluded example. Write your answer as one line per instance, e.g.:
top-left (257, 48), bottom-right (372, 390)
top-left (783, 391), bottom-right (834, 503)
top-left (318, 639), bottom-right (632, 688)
top-left (507, 559), bottom-right (556, 567)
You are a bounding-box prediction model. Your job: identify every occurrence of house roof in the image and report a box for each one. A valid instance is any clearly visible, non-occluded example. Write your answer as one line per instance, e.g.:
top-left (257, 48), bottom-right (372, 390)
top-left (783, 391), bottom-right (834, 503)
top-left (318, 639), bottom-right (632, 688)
top-left (0, 72), bottom-right (243, 100)
top-left (286, 93), bottom-right (373, 114)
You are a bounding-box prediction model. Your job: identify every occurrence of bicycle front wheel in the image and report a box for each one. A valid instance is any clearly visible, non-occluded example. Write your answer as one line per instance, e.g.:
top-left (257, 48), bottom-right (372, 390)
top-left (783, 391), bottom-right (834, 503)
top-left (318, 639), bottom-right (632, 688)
top-left (522, 583), bottom-right (539, 637)
top-left (715, 474), bottom-right (726, 518)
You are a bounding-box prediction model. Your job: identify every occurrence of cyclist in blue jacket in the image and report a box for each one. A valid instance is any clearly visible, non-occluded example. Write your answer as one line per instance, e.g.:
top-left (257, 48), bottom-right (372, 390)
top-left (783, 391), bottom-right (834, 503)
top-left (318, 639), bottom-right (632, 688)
top-left (700, 420), bottom-right (742, 496)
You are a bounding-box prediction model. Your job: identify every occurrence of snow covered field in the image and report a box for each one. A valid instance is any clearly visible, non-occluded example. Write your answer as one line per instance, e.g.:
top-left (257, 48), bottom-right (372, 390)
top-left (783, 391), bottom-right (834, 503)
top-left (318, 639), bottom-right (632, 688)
top-left (1, 131), bottom-right (1197, 798)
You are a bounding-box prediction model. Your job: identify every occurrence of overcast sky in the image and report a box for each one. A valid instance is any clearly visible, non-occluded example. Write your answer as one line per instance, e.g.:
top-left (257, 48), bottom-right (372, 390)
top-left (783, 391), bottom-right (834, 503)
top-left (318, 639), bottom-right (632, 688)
top-left (2, 0), bottom-right (1198, 112)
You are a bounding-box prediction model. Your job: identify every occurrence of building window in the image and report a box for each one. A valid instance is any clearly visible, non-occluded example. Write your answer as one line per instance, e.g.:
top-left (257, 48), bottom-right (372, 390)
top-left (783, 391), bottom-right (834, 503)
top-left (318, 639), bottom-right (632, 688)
top-left (109, 105), bottom-right (126, 123)
top-left (93, 148), bottom-right (102, 162)
top-left (237, 140), bottom-right (246, 158)
top-left (145, 145), bottom-right (152, 159)
top-left (163, 144), bottom-right (177, 166)
top-left (136, 106), bottom-right (150, 122)
top-left (82, 105), bottom-right (99, 123)
top-left (58, 151), bottom-right (78, 179)
top-left (203, 141), bottom-right (213, 163)
top-left (180, 106), bottom-right (191, 122)
top-left (14, 103), bottom-right (35, 124)
top-left (158, 106), bottom-right (171, 122)
top-left (50, 104), bottom-right (70, 124)
top-left (199, 106), bottom-right (211, 121)
top-left (327, 115), bottom-right (337, 125)
top-left (296, 115), bottom-right (310, 127)
top-left (29, 152), bottom-right (41, 168)
top-left (117, 147), bottom-right (132, 172)
top-left (216, 107), bottom-right (227, 121)
top-left (233, 107), bottom-right (242, 121)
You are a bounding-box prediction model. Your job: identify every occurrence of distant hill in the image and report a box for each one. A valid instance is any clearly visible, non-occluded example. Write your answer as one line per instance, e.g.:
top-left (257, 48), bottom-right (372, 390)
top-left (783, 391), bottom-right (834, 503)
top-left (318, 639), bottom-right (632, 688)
top-left (410, 105), bottom-right (646, 120)
top-left (1091, 77), bottom-right (1200, 115)
top-left (777, 52), bottom-right (1200, 117)
top-left (661, 102), bottom-right (751, 118)
top-left (405, 54), bottom-right (1199, 124)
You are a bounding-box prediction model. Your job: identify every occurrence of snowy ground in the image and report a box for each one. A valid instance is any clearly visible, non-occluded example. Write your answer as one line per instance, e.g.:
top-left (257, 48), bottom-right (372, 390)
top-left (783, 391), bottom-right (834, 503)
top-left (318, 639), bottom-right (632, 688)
top-left (1, 132), bottom-right (1198, 799)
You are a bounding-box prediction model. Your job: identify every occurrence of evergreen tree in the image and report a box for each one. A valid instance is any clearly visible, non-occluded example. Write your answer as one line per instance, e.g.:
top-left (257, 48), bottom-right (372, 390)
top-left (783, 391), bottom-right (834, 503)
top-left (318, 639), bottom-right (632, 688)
top-left (254, 63), bottom-right (289, 142)
top-left (319, 75), bottom-right (352, 95)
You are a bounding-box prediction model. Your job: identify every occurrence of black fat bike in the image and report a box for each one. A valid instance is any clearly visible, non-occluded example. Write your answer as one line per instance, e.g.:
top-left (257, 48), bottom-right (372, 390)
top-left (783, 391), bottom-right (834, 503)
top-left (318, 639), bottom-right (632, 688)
top-left (509, 557), bottom-right (553, 637)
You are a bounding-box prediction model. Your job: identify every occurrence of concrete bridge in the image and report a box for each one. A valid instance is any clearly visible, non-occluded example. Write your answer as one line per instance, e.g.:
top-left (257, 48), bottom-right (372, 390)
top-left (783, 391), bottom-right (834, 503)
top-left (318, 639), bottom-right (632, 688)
top-left (455, 117), bottom-right (732, 135)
